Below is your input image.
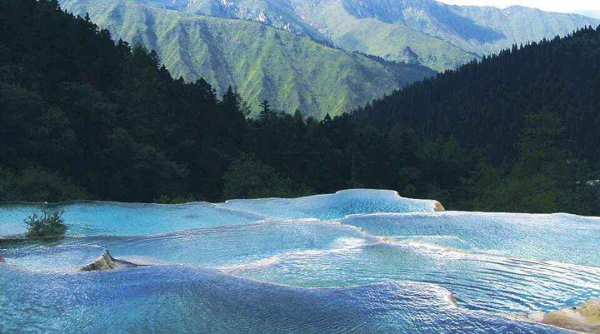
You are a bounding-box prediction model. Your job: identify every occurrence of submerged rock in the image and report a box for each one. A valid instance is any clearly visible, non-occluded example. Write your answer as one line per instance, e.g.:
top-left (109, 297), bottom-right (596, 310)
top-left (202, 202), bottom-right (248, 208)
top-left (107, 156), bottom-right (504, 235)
top-left (81, 250), bottom-right (139, 272)
top-left (530, 300), bottom-right (600, 333)
top-left (434, 202), bottom-right (445, 212)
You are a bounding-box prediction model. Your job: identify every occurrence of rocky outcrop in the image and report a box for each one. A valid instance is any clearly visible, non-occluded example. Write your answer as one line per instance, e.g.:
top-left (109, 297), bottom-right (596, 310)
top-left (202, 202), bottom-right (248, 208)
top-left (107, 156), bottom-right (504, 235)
top-left (448, 293), bottom-right (458, 307)
top-left (81, 250), bottom-right (139, 272)
top-left (529, 300), bottom-right (600, 333)
top-left (434, 202), bottom-right (446, 212)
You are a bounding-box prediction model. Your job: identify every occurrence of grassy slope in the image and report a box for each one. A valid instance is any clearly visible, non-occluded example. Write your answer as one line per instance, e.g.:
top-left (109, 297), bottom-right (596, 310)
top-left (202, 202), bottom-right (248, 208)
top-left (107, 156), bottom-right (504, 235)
top-left (199, 0), bottom-right (330, 43)
top-left (100, 0), bottom-right (599, 72)
top-left (61, 0), bottom-right (433, 118)
top-left (137, 0), bottom-right (330, 43)
top-left (291, 0), bottom-right (475, 71)
top-left (290, 0), bottom-right (599, 71)
top-left (127, 0), bottom-right (479, 71)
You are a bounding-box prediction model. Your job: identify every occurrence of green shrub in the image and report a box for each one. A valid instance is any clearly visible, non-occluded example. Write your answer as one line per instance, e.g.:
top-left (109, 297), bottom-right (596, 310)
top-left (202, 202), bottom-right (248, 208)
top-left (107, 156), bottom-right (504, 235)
top-left (155, 194), bottom-right (196, 204)
top-left (25, 209), bottom-right (67, 238)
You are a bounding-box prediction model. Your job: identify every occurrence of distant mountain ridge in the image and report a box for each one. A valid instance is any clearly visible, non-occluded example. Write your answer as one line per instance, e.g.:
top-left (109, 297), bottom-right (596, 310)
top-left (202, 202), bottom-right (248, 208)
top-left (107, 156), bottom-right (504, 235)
top-left (60, 0), bottom-right (433, 118)
top-left (132, 0), bottom-right (599, 71)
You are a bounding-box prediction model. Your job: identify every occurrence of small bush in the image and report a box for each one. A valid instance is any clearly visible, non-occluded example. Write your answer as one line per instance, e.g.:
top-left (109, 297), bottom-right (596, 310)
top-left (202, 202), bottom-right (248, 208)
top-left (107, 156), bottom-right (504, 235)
top-left (155, 194), bottom-right (195, 204)
top-left (25, 209), bottom-right (67, 238)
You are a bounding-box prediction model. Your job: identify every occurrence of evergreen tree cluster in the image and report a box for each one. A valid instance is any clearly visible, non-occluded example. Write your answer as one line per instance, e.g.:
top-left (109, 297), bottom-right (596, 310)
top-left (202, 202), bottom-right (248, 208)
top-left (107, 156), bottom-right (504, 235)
top-left (356, 26), bottom-right (600, 165)
top-left (0, 0), bottom-right (248, 202)
top-left (0, 0), bottom-right (597, 215)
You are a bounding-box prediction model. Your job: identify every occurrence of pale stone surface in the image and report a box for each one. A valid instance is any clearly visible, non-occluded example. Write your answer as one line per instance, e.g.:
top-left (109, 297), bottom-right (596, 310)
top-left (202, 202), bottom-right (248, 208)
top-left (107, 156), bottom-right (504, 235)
top-left (530, 300), bottom-right (600, 333)
top-left (81, 250), bottom-right (138, 272)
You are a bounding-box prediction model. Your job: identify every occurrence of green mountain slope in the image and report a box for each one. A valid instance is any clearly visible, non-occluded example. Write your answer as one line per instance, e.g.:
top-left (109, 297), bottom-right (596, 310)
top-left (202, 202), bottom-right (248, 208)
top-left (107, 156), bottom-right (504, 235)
top-left (136, 0), bottom-right (331, 44)
top-left (290, 0), bottom-right (477, 71)
top-left (133, 0), bottom-right (477, 70)
top-left (291, 0), bottom-right (600, 71)
top-left (61, 0), bottom-right (432, 118)
top-left (134, 0), bottom-right (599, 71)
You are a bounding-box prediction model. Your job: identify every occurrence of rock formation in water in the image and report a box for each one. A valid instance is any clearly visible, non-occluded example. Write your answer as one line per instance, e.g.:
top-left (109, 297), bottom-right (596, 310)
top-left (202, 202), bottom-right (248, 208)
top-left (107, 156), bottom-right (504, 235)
top-left (434, 202), bottom-right (446, 212)
top-left (530, 300), bottom-right (600, 333)
top-left (81, 250), bottom-right (139, 272)
top-left (448, 294), bottom-right (458, 307)
top-left (0, 253), bottom-right (4, 263)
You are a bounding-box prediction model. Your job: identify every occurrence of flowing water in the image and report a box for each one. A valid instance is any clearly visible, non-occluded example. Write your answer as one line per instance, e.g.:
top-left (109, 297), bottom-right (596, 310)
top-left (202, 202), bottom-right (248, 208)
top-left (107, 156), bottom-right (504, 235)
top-left (0, 189), bottom-right (598, 333)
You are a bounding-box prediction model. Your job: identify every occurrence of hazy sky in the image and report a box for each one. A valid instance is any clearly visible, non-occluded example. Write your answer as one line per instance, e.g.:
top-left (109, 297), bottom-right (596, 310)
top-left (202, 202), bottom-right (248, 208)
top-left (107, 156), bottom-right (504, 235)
top-left (437, 0), bottom-right (600, 13)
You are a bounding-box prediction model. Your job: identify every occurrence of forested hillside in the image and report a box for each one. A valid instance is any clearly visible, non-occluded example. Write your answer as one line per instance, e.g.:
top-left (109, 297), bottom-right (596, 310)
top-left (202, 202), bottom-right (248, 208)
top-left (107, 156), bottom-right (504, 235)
top-left (0, 0), bottom-right (442, 203)
top-left (60, 0), bottom-right (432, 118)
top-left (0, 0), bottom-right (597, 215)
top-left (356, 26), bottom-right (600, 164)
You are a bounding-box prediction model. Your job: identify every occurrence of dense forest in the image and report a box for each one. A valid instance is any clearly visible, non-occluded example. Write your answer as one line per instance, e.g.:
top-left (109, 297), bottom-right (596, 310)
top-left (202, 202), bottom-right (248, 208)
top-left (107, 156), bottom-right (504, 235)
top-left (0, 0), bottom-right (598, 215)
top-left (356, 26), bottom-right (600, 165)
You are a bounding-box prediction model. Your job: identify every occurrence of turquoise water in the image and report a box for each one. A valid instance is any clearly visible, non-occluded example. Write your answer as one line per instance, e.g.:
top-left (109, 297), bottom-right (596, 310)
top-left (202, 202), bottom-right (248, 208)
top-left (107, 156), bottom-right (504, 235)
top-left (0, 201), bottom-right (262, 237)
top-left (0, 189), bottom-right (597, 333)
top-left (0, 190), bottom-right (435, 237)
top-left (341, 212), bottom-right (600, 266)
top-left (219, 189), bottom-right (438, 220)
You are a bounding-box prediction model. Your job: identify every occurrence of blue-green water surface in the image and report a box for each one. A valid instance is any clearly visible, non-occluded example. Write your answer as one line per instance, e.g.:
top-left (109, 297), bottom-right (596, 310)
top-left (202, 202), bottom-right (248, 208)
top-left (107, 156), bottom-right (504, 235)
top-left (1, 189), bottom-right (597, 333)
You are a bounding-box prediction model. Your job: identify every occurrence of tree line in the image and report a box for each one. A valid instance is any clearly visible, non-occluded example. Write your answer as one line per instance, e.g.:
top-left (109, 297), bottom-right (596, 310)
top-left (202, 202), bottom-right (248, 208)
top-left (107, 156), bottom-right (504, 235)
top-left (0, 0), bottom-right (597, 215)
